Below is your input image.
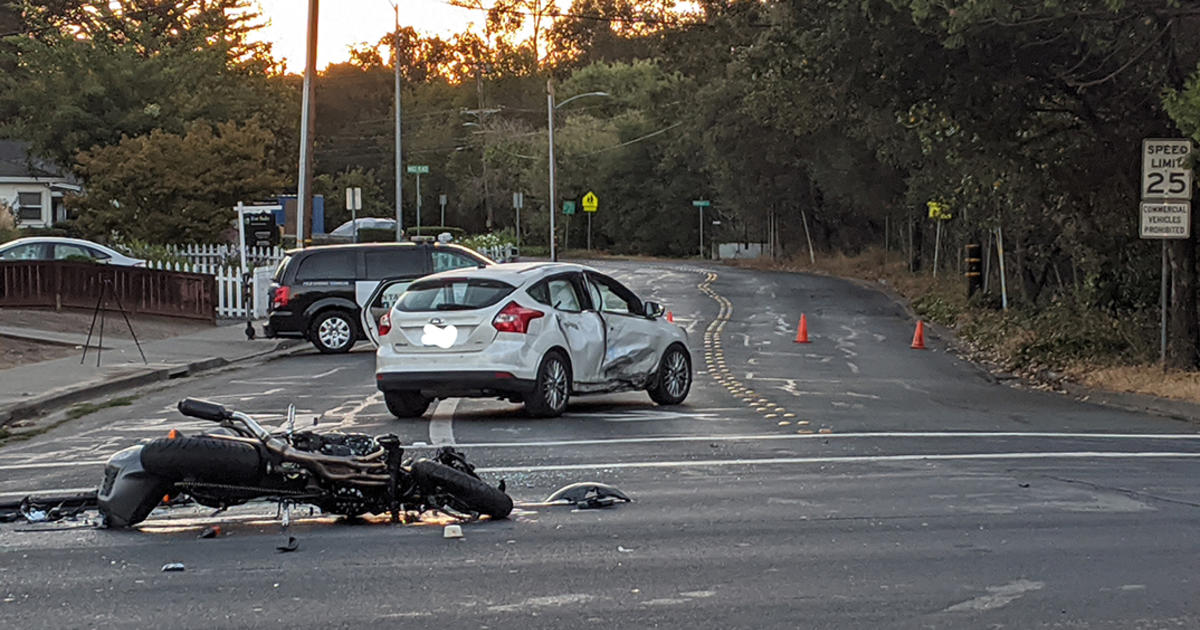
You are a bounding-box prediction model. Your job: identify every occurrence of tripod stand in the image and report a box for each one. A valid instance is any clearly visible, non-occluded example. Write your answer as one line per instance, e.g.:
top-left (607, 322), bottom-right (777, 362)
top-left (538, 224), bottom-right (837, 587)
top-left (81, 276), bottom-right (148, 367)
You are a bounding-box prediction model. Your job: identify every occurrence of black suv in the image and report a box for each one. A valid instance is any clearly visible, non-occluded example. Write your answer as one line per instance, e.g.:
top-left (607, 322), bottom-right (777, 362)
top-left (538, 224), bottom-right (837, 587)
top-left (265, 242), bottom-right (492, 353)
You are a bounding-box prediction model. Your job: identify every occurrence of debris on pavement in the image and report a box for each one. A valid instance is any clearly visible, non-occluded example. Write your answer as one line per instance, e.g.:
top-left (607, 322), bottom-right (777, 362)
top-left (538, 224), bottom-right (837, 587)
top-left (443, 524), bottom-right (463, 539)
top-left (161, 563), bottom-right (186, 572)
top-left (276, 536), bottom-right (299, 552)
top-left (198, 525), bottom-right (222, 539)
top-left (541, 482), bottom-right (633, 509)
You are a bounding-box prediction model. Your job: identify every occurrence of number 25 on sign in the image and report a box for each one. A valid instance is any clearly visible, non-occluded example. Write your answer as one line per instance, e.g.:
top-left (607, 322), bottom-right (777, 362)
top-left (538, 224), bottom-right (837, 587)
top-left (1142, 138), bottom-right (1193, 199)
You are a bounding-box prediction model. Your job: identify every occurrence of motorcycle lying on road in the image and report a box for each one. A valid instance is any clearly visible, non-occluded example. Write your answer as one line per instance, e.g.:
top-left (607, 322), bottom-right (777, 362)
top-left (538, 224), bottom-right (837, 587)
top-left (97, 398), bottom-right (512, 528)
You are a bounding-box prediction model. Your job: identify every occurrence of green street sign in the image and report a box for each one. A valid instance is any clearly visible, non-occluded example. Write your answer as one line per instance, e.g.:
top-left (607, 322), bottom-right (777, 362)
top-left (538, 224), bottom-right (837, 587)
top-left (693, 200), bottom-right (711, 207)
top-left (563, 201), bottom-right (577, 215)
top-left (406, 165), bottom-right (430, 174)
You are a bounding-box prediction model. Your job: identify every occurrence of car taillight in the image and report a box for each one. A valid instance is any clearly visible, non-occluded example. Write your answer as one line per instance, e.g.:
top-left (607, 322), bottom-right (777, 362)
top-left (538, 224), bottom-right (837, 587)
top-left (492, 301), bottom-right (543, 334)
top-left (272, 285), bottom-right (291, 309)
top-left (378, 312), bottom-right (392, 336)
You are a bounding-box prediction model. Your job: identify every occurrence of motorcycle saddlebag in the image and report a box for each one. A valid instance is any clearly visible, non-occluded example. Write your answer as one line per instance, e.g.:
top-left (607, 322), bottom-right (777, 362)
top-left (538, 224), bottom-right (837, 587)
top-left (97, 445), bottom-right (170, 528)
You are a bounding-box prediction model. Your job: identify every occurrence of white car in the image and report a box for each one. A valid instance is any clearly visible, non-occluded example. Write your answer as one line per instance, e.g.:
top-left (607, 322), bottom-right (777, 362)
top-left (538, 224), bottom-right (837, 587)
top-left (361, 262), bottom-right (692, 418)
top-left (0, 237), bottom-right (145, 266)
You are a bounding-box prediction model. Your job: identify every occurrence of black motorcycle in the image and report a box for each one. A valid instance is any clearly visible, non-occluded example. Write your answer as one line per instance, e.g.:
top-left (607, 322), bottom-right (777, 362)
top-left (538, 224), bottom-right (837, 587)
top-left (98, 398), bottom-right (512, 528)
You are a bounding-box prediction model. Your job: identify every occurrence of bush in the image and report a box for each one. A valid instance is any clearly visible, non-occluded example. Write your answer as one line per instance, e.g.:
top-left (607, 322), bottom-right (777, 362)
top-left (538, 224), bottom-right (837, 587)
top-left (459, 229), bottom-right (517, 251)
top-left (407, 225), bottom-right (466, 239)
top-left (357, 227), bottom-right (399, 243)
top-left (110, 238), bottom-right (188, 265)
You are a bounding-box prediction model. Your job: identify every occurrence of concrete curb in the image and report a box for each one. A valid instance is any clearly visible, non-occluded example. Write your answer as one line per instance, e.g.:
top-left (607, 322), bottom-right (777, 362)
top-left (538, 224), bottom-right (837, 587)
top-left (1061, 383), bottom-right (1200, 424)
top-left (0, 339), bottom-right (303, 427)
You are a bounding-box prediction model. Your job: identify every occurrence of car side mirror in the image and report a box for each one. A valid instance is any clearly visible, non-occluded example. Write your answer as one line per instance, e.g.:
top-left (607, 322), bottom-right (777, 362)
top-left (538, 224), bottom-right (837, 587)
top-left (643, 301), bottom-right (665, 319)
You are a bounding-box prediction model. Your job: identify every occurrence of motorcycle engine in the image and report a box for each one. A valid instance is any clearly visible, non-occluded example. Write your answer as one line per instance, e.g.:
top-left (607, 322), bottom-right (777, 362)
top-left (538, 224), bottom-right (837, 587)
top-left (291, 432), bottom-right (377, 457)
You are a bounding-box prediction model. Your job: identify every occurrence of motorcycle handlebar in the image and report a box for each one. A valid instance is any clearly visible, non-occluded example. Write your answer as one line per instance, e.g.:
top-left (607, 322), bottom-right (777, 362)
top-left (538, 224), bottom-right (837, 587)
top-left (177, 398), bottom-right (232, 422)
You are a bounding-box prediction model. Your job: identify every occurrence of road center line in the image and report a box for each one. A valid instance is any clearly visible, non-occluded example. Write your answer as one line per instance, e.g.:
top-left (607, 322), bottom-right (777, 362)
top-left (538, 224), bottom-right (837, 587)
top-left (1, 431), bottom-right (1198, 471)
top-left (429, 398), bottom-right (458, 445)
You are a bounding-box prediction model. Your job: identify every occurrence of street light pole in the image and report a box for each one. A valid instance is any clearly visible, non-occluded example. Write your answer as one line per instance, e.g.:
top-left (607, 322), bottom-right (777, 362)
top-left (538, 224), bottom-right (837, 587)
top-left (546, 86), bottom-right (609, 262)
top-left (392, 2), bottom-right (403, 240)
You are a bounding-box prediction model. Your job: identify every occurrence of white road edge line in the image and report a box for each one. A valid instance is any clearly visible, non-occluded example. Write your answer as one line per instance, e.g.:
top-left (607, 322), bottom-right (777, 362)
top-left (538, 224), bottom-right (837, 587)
top-left (475, 451), bottom-right (1200, 474)
top-left (429, 398), bottom-right (458, 445)
top-left (3, 431), bottom-right (1200, 471)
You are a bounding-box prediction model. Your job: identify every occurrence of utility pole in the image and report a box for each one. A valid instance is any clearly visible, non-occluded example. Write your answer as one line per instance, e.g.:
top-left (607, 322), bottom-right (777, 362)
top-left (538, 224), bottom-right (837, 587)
top-left (547, 78), bottom-right (557, 262)
top-left (477, 64), bottom-right (491, 230)
top-left (296, 0), bottom-right (319, 248)
top-left (392, 3), bottom-right (404, 240)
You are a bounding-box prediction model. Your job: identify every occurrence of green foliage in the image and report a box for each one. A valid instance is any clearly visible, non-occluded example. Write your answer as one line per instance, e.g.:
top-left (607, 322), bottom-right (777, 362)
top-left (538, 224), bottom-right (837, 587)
top-left (459, 229), bottom-right (517, 251)
top-left (0, 0), bottom-right (292, 169)
top-left (69, 120), bottom-right (286, 243)
top-left (356, 228), bottom-right (399, 243)
top-left (111, 239), bottom-right (187, 265)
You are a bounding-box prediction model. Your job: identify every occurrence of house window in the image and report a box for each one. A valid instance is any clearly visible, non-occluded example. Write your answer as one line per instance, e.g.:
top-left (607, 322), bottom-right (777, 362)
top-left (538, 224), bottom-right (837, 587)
top-left (17, 192), bottom-right (43, 222)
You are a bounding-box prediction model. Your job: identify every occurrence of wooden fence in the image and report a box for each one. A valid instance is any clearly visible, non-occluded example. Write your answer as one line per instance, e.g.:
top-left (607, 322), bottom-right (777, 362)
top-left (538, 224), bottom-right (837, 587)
top-left (0, 261), bottom-right (216, 322)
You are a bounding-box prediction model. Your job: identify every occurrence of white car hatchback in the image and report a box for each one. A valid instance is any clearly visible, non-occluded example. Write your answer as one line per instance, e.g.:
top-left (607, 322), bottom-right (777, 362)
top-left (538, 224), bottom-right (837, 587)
top-left (361, 262), bottom-right (692, 418)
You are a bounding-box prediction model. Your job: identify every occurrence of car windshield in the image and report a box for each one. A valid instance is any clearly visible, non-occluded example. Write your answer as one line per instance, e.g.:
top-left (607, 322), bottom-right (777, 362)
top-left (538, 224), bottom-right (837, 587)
top-left (395, 278), bottom-right (514, 312)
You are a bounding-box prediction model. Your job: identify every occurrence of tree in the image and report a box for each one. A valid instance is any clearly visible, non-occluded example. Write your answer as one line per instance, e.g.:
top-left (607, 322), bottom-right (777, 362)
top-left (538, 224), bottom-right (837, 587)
top-left (69, 121), bottom-right (286, 243)
top-left (0, 0), bottom-right (292, 169)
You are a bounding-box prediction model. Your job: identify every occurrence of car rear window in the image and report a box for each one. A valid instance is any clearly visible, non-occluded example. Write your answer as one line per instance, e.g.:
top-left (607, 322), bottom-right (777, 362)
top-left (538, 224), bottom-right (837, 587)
top-left (295, 251), bottom-right (355, 281)
top-left (396, 278), bottom-right (514, 312)
top-left (365, 248), bottom-right (424, 280)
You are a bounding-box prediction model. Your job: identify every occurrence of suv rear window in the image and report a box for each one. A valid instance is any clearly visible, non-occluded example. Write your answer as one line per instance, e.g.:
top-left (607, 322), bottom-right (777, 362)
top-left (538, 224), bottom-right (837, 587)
top-left (397, 278), bottom-right (514, 312)
top-left (295, 251), bottom-right (355, 281)
top-left (365, 248), bottom-right (424, 280)
top-left (273, 255), bottom-right (291, 282)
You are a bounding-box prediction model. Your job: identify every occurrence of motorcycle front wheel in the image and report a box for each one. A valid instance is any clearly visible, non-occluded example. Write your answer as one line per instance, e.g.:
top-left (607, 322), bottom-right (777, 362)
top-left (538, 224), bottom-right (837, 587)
top-left (411, 459), bottom-right (513, 519)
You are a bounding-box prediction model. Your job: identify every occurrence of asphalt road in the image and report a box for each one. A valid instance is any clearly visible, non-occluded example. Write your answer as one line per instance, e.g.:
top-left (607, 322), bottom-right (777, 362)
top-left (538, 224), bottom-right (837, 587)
top-left (2, 259), bottom-right (1199, 629)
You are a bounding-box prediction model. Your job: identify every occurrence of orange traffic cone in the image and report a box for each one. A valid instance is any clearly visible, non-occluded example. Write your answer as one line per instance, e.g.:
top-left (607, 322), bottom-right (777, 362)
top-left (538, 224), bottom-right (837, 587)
top-left (666, 311), bottom-right (675, 323)
top-left (910, 320), bottom-right (926, 350)
top-left (794, 314), bottom-right (810, 343)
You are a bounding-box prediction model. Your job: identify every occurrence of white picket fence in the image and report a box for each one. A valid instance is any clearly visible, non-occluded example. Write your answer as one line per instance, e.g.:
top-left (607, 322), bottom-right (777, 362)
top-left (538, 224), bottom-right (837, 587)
top-left (167, 243), bottom-right (286, 273)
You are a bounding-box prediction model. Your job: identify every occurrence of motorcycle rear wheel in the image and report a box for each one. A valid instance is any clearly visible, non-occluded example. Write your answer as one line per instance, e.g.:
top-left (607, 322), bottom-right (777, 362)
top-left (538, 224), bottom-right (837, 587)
top-left (140, 435), bottom-right (262, 484)
top-left (411, 459), bottom-right (513, 519)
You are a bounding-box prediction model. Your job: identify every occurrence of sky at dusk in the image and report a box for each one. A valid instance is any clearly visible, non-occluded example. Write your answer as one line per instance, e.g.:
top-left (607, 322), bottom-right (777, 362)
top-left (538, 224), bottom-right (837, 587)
top-left (250, 0), bottom-right (481, 72)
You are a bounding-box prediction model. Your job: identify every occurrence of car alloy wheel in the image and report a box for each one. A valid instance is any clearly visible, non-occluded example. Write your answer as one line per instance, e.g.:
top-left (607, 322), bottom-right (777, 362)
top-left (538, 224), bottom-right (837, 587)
top-left (663, 349), bottom-right (689, 399)
top-left (543, 357), bottom-right (568, 411)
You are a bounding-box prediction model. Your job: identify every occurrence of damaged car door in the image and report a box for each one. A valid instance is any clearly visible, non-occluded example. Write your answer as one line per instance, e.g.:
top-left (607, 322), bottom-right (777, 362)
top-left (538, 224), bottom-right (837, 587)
top-left (584, 271), bottom-right (665, 386)
top-left (527, 272), bottom-right (604, 384)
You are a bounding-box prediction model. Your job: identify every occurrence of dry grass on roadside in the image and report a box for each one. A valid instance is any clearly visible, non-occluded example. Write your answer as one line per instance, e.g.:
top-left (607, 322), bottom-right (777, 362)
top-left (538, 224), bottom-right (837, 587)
top-left (1074, 366), bottom-right (1200, 402)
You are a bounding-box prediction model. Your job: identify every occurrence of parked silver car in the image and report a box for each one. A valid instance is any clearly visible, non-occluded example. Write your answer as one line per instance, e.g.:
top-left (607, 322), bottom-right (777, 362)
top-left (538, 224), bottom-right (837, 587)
top-left (0, 237), bottom-right (145, 266)
top-left (361, 262), bottom-right (693, 418)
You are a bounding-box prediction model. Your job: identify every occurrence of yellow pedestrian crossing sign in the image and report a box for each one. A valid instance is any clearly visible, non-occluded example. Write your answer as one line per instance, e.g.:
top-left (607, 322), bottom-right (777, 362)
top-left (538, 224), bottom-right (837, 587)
top-left (582, 191), bottom-right (599, 213)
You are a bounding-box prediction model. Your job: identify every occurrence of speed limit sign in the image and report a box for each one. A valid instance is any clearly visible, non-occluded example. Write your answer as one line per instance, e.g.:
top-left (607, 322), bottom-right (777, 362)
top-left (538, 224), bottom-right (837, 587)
top-left (1142, 138), bottom-right (1193, 200)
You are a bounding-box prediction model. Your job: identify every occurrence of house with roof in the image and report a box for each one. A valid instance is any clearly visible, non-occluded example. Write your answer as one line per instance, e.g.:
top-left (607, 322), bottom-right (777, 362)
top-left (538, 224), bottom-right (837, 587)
top-left (0, 140), bottom-right (82, 228)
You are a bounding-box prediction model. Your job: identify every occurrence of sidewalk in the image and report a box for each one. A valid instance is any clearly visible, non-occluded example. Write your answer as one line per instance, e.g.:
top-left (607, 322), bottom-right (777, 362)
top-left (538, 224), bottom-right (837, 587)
top-left (0, 320), bottom-right (303, 426)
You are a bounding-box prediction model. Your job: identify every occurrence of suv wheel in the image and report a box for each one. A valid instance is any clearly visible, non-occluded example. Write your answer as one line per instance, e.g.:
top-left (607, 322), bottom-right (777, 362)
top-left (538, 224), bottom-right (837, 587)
top-left (524, 351), bottom-right (570, 418)
top-left (384, 391), bottom-right (432, 419)
top-left (309, 310), bottom-right (355, 354)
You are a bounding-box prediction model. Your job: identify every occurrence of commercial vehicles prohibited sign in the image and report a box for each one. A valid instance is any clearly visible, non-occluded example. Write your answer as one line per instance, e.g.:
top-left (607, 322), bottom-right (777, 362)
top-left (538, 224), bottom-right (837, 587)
top-left (1140, 201), bottom-right (1191, 239)
top-left (1141, 138), bottom-right (1193, 199)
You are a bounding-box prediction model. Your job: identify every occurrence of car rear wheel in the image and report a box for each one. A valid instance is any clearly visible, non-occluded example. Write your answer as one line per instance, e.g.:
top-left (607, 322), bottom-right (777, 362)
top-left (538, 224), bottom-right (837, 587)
top-left (648, 344), bottom-right (692, 405)
top-left (524, 351), bottom-right (570, 418)
top-left (309, 310), bottom-right (356, 353)
top-left (384, 390), bottom-right (432, 419)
